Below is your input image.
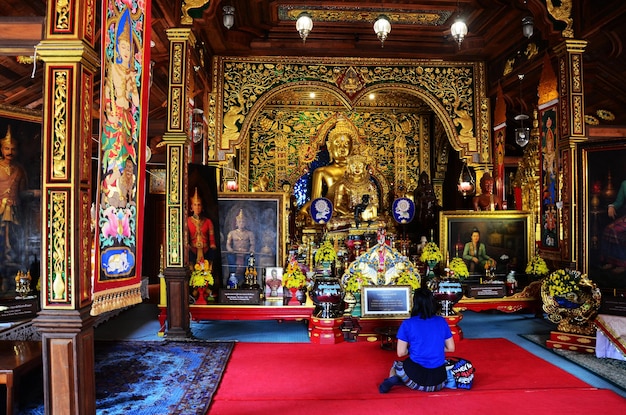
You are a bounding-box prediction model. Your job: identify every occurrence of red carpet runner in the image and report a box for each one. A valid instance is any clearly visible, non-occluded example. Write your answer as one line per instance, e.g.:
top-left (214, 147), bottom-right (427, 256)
top-left (210, 338), bottom-right (625, 414)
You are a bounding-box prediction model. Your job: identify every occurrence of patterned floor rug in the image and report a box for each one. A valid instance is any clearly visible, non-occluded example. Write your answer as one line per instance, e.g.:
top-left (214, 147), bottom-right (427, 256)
top-left (521, 333), bottom-right (626, 391)
top-left (18, 340), bottom-right (234, 415)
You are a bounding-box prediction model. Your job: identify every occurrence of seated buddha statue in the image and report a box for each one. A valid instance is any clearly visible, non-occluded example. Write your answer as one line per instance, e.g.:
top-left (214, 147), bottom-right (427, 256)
top-left (299, 117), bottom-right (356, 220)
top-left (473, 172), bottom-right (503, 211)
top-left (326, 154), bottom-right (379, 229)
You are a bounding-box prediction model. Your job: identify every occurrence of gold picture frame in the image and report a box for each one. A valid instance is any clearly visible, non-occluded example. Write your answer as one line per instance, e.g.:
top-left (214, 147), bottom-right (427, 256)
top-left (218, 192), bottom-right (287, 287)
top-left (439, 210), bottom-right (533, 277)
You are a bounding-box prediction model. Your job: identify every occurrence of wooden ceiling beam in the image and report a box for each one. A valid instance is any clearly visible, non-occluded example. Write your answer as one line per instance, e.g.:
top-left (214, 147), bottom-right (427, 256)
top-left (0, 17), bottom-right (44, 56)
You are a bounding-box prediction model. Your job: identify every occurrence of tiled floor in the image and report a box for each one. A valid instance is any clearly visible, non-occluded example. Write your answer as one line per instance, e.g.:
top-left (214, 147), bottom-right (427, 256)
top-left (94, 302), bottom-right (626, 399)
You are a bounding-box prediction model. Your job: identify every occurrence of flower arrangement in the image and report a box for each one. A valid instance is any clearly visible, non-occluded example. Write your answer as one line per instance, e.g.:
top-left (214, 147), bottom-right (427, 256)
top-left (419, 242), bottom-right (443, 263)
top-left (543, 268), bottom-right (583, 298)
top-left (315, 239), bottom-right (337, 264)
top-left (448, 257), bottom-right (469, 280)
top-left (189, 260), bottom-right (214, 288)
top-left (283, 259), bottom-right (307, 289)
top-left (395, 271), bottom-right (421, 290)
top-left (525, 254), bottom-right (549, 278)
top-left (343, 271), bottom-right (370, 293)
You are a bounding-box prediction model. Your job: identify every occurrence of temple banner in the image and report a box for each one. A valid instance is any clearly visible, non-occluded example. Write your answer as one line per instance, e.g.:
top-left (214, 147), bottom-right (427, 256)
top-left (92, 0), bottom-right (151, 315)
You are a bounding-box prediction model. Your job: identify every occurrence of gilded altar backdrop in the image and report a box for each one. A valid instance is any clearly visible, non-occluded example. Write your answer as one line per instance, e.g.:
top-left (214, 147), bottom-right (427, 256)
top-left (247, 109), bottom-right (427, 204)
top-left (210, 56), bottom-right (492, 197)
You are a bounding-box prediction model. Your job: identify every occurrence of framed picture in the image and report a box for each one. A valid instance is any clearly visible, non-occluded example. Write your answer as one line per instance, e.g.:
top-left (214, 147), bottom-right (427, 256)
top-left (580, 142), bottom-right (626, 289)
top-left (264, 266), bottom-right (284, 299)
top-left (439, 210), bottom-right (532, 277)
top-left (361, 285), bottom-right (412, 318)
top-left (218, 192), bottom-right (286, 287)
top-left (148, 168), bottom-right (166, 194)
top-left (0, 112), bottom-right (42, 297)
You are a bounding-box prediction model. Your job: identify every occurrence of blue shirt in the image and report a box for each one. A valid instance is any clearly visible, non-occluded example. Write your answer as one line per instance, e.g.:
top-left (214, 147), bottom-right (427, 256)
top-left (397, 315), bottom-right (452, 369)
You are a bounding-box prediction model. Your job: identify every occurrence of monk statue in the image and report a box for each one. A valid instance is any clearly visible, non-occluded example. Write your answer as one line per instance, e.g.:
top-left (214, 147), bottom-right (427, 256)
top-left (473, 172), bottom-right (503, 211)
top-left (299, 116), bottom-right (355, 218)
top-left (327, 154), bottom-right (379, 229)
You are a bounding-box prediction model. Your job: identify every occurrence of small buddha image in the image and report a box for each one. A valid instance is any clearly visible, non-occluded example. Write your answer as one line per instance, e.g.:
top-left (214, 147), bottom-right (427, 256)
top-left (327, 154), bottom-right (379, 228)
top-left (473, 173), bottom-right (504, 211)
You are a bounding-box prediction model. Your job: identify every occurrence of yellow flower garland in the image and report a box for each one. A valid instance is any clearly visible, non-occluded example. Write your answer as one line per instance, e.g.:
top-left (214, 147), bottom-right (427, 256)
top-left (525, 255), bottom-right (549, 278)
top-left (283, 260), bottom-right (307, 289)
top-left (544, 268), bottom-right (582, 297)
top-left (420, 242), bottom-right (443, 263)
top-left (189, 260), bottom-right (214, 287)
top-left (449, 257), bottom-right (469, 279)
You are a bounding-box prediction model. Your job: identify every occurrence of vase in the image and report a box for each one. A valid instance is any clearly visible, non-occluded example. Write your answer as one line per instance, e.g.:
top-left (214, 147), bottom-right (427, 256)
top-left (554, 294), bottom-right (580, 309)
top-left (426, 259), bottom-right (438, 279)
top-left (310, 276), bottom-right (344, 318)
top-left (288, 287), bottom-right (301, 305)
top-left (433, 279), bottom-right (463, 316)
top-left (194, 287), bottom-right (208, 305)
top-left (351, 292), bottom-right (362, 317)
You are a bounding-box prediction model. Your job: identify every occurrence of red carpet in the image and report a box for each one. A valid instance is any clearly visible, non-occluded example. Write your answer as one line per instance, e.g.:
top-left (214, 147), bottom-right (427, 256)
top-left (210, 338), bottom-right (625, 414)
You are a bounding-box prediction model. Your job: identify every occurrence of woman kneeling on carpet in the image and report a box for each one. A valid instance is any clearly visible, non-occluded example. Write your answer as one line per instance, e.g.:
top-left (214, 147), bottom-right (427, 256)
top-left (379, 287), bottom-right (455, 393)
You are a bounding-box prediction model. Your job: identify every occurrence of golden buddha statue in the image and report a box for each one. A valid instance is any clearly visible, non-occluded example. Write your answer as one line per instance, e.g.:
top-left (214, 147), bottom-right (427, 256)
top-left (299, 117), bottom-right (356, 219)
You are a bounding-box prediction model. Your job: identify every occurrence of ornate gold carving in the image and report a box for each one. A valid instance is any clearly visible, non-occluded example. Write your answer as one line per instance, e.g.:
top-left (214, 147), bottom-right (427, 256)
top-left (339, 67), bottom-right (364, 96)
top-left (538, 54), bottom-right (558, 106)
top-left (53, 70), bottom-right (68, 179)
top-left (54, 0), bottom-right (70, 31)
top-left (172, 43), bottom-right (183, 84)
top-left (81, 192), bottom-right (91, 300)
top-left (571, 54), bottom-right (582, 93)
top-left (247, 110), bottom-right (421, 199)
top-left (171, 87), bottom-right (181, 130)
top-left (168, 207), bottom-right (181, 266)
top-left (573, 95), bottom-right (583, 134)
top-left (279, 7), bottom-right (450, 26)
top-left (546, 0), bottom-right (574, 38)
top-left (169, 146), bottom-right (180, 203)
top-left (85, 0), bottom-right (95, 40)
top-left (216, 56), bottom-right (483, 162)
top-left (181, 0), bottom-right (210, 25)
top-left (50, 191), bottom-right (68, 303)
top-left (81, 73), bottom-right (92, 180)
top-left (207, 93), bottom-right (216, 160)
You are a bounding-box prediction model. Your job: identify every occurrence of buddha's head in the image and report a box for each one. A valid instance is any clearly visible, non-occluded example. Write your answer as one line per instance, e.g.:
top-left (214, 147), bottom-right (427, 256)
top-left (327, 118), bottom-right (355, 162)
top-left (347, 155), bottom-right (368, 181)
top-left (479, 173), bottom-right (494, 194)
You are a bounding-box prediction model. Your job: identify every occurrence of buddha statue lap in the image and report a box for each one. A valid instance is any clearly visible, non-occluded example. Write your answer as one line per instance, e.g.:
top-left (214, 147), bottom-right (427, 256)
top-left (326, 154), bottom-right (380, 230)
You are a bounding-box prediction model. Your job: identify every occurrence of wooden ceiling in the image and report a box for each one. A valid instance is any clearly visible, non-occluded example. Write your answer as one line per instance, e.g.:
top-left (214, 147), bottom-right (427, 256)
top-left (1, 1), bottom-right (626, 142)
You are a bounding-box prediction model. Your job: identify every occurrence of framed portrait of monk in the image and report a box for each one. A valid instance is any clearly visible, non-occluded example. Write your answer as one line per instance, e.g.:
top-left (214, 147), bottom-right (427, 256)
top-left (218, 192), bottom-right (286, 288)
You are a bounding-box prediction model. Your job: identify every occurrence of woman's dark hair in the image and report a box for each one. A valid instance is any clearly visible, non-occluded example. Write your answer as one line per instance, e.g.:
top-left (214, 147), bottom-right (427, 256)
top-left (411, 287), bottom-right (438, 319)
top-left (471, 227), bottom-right (480, 235)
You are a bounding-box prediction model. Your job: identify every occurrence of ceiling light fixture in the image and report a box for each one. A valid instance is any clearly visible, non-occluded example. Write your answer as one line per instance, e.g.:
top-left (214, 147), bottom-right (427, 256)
top-left (514, 74), bottom-right (530, 147)
top-left (450, 1), bottom-right (467, 48)
top-left (522, 16), bottom-right (534, 38)
top-left (374, 15), bottom-right (391, 48)
top-left (296, 12), bottom-right (313, 44)
top-left (222, 5), bottom-right (235, 30)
